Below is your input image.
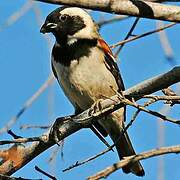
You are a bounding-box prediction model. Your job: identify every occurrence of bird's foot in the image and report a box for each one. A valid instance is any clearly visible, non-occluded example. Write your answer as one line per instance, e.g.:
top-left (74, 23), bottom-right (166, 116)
top-left (50, 116), bottom-right (73, 145)
top-left (88, 99), bottom-right (103, 117)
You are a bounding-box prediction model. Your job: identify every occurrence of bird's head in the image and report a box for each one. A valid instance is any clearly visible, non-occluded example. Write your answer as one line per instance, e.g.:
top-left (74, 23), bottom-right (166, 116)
top-left (40, 6), bottom-right (99, 45)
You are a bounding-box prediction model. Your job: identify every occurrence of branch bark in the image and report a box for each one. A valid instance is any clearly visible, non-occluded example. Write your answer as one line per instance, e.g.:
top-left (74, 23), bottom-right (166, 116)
top-left (34, 0), bottom-right (180, 22)
top-left (0, 66), bottom-right (180, 175)
top-left (88, 145), bottom-right (180, 180)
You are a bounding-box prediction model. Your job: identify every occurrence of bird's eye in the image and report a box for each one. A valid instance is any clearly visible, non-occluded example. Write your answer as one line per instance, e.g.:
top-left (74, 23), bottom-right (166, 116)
top-left (59, 14), bottom-right (68, 22)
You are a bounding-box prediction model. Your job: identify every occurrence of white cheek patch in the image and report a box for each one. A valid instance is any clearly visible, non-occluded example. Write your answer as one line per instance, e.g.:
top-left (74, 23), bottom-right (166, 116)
top-left (60, 7), bottom-right (99, 40)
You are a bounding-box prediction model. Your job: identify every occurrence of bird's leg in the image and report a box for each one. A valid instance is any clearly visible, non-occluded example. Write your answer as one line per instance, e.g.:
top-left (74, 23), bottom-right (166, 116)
top-left (88, 99), bottom-right (103, 117)
top-left (50, 115), bottom-right (74, 145)
top-left (88, 99), bottom-right (113, 150)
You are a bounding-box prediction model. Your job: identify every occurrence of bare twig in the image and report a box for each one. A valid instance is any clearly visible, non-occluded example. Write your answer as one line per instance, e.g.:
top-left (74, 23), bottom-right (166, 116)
top-left (35, 166), bottom-right (57, 180)
top-left (34, 0), bottom-right (180, 22)
top-left (0, 135), bottom-right (47, 145)
top-left (143, 95), bottom-right (180, 101)
top-left (97, 15), bottom-right (129, 28)
top-left (62, 107), bottom-right (139, 172)
top-left (0, 75), bottom-right (54, 135)
top-left (114, 17), bottom-right (140, 57)
top-left (119, 95), bottom-right (180, 125)
top-left (88, 145), bottom-right (180, 180)
top-left (0, 0), bottom-right (33, 32)
top-left (20, 124), bottom-right (50, 130)
top-left (7, 130), bottom-right (22, 139)
top-left (162, 87), bottom-right (177, 96)
top-left (32, 3), bottom-right (53, 48)
top-left (48, 146), bottom-right (61, 163)
top-left (0, 174), bottom-right (41, 180)
top-left (62, 148), bottom-right (111, 172)
top-left (156, 21), bottom-right (176, 65)
top-left (161, 87), bottom-right (180, 105)
top-left (111, 22), bottom-right (176, 49)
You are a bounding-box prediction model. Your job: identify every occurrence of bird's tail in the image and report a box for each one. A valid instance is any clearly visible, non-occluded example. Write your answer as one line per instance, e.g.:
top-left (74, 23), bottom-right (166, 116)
top-left (113, 126), bottom-right (145, 176)
top-left (98, 108), bottom-right (145, 176)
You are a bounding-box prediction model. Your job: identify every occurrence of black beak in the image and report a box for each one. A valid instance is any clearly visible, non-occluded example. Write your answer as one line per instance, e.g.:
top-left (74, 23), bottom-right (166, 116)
top-left (40, 23), bottom-right (58, 34)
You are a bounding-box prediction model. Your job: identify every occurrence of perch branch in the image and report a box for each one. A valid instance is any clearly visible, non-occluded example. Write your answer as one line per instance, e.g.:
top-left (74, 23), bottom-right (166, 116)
top-left (34, 0), bottom-right (180, 22)
top-left (0, 67), bottom-right (180, 175)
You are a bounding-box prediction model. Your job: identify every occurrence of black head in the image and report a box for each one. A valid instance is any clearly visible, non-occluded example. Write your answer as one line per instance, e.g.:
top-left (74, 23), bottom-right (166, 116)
top-left (40, 6), bottom-right (99, 45)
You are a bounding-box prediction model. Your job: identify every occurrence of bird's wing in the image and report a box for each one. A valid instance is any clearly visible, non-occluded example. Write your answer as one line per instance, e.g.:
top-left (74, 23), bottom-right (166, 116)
top-left (97, 39), bottom-right (125, 91)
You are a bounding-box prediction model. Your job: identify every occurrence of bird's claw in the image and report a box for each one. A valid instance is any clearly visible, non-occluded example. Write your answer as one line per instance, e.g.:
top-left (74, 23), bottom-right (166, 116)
top-left (50, 116), bottom-right (72, 145)
top-left (88, 99), bottom-right (103, 116)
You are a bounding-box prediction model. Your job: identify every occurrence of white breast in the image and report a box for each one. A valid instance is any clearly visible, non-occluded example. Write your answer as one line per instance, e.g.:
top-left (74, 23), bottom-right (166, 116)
top-left (52, 46), bottom-right (118, 110)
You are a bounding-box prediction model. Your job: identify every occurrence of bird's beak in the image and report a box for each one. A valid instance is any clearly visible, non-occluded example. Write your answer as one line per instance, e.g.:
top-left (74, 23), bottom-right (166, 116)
top-left (40, 23), bottom-right (58, 34)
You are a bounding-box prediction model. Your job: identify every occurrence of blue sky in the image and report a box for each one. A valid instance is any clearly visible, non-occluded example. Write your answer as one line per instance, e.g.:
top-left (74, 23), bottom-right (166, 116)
top-left (0, 1), bottom-right (180, 179)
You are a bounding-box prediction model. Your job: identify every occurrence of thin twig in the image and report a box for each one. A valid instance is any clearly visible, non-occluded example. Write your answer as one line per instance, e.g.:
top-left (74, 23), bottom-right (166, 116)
top-left (32, 3), bottom-right (53, 48)
top-left (48, 146), bottom-right (60, 163)
top-left (7, 130), bottom-right (22, 139)
top-left (98, 15), bottom-right (129, 28)
top-left (0, 0), bottom-right (33, 32)
top-left (162, 88), bottom-right (180, 105)
top-left (20, 124), bottom-right (50, 130)
top-left (143, 95), bottom-right (180, 101)
top-left (62, 110), bottom-right (138, 172)
top-left (0, 75), bottom-right (54, 135)
top-left (111, 22), bottom-right (176, 49)
top-left (0, 174), bottom-right (41, 180)
top-left (114, 17), bottom-right (140, 57)
top-left (119, 95), bottom-right (180, 125)
top-left (35, 166), bottom-right (57, 180)
top-left (0, 135), bottom-right (47, 145)
top-left (156, 21), bottom-right (176, 65)
top-left (62, 147), bottom-right (112, 172)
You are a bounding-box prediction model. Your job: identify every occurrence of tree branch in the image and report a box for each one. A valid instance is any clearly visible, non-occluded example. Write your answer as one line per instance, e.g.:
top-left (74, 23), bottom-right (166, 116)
top-left (88, 145), bottom-right (180, 180)
top-left (0, 66), bottom-right (180, 175)
top-left (34, 0), bottom-right (180, 22)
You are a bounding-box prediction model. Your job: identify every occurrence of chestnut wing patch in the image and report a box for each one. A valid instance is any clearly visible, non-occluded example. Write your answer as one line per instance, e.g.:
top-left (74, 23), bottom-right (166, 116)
top-left (98, 39), bottom-right (125, 91)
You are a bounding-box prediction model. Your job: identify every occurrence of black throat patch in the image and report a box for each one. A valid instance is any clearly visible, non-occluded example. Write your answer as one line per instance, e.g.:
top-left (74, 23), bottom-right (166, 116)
top-left (52, 39), bottom-right (97, 66)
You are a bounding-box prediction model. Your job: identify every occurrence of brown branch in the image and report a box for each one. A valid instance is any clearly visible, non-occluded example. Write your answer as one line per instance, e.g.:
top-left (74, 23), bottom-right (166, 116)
top-left (34, 0), bottom-right (180, 22)
top-left (0, 67), bottom-right (180, 175)
top-left (162, 88), bottom-right (180, 105)
top-left (143, 94), bottom-right (180, 105)
top-left (143, 95), bottom-right (180, 101)
top-left (88, 145), bottom-right (180, 180)
top-left (118, 95), bottom-right (180, 124)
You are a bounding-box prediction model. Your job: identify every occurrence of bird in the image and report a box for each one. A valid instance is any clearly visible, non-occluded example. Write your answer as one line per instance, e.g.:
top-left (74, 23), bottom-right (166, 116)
top-left (40, 6), bottom-right (145, 176)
